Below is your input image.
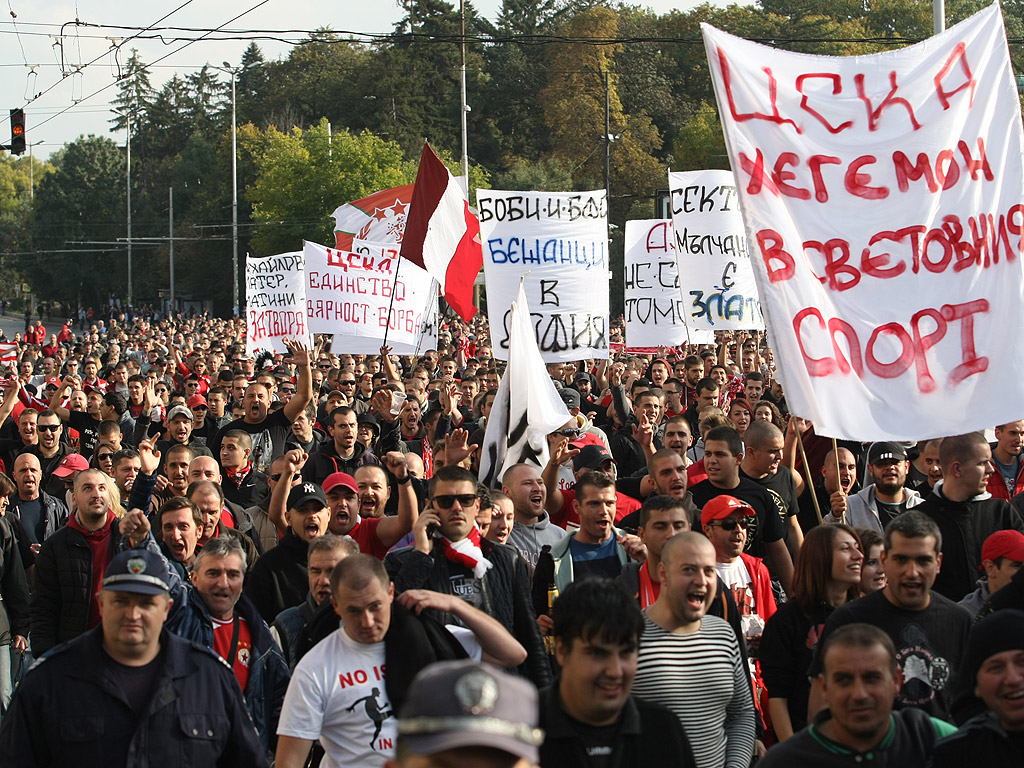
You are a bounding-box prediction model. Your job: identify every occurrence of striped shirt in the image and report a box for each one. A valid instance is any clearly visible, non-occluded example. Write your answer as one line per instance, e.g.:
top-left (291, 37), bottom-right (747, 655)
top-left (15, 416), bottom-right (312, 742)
top-left (633, 614), bottom-right (756, 768)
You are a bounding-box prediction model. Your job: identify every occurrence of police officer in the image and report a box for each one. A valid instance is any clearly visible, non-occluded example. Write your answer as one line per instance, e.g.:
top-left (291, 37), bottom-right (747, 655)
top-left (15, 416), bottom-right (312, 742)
top-left (0, 548), bottom-right (267, 768)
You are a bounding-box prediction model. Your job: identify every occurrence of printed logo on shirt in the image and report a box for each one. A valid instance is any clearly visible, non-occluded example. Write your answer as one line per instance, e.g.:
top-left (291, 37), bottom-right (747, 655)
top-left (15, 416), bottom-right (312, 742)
top-left (896, 623), bottom-right (951, 707)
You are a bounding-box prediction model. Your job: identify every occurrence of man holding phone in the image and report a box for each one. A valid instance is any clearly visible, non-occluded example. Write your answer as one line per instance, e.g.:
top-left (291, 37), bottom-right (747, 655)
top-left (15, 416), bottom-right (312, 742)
top-left (385, 465), bottom-right (551, 687)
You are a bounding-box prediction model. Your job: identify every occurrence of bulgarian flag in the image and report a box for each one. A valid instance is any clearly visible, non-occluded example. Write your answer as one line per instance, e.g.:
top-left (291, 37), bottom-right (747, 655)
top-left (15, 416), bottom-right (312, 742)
top-left (400, 143), bottom-right (482, 322)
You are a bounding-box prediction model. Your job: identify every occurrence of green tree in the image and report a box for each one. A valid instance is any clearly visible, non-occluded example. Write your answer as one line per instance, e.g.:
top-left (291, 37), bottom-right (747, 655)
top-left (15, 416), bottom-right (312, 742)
top-left (30, 136), bottom-right (126, 308)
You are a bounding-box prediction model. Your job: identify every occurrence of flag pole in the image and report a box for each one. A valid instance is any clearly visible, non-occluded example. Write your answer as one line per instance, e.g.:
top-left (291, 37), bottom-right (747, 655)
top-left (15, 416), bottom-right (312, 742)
top-left (796, 425), bottom-right (823, 525)
top-left (382, 252), bottom-right (404, 348)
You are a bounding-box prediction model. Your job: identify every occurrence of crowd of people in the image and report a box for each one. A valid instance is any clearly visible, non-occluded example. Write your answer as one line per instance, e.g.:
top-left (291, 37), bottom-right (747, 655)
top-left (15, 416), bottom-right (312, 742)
top-left (0, 308), bottom-right (1022, 767)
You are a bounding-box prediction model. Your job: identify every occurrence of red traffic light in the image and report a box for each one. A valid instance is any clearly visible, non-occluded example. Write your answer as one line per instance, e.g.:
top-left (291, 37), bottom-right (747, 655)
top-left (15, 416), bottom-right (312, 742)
top-left (10, 108), bottom-right (25, 155)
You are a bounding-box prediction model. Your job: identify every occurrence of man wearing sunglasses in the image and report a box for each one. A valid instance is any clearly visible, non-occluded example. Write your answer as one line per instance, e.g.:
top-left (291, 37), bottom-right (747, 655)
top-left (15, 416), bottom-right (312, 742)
top-left (384, 465), bottom-right (551, 687)
top-left (702, 495), bottom-right (776, 650)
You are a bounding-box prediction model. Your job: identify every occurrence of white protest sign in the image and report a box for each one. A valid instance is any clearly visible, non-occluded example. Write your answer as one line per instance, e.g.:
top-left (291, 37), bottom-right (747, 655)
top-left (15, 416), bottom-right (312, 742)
top-left (669, 170), bottom-right (764, 332)
top-left (624, 219), bottom-right (701, 352)
top-left (303, 240), bottom-right (438, 355)
top-left (246, 251), bottom-right (310, 355)
top-left (478, 190), bottom-right (611, 362)
top-left (703, 5), bottom-right (1024, 441)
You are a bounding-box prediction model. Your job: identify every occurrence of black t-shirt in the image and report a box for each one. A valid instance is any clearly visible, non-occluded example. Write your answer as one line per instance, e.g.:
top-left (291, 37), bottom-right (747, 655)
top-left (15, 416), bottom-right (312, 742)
top-left (741, 467), bottom-right (798, 528)
top-left (211, 408), bottom-right (292, 475)
top-left (103, 646), bottom-right (164, 716)
top-left (808, 589), bottom-right (971, 720)
top-left (876, 498), bottom-right (907, 526)
top-left (66, 411), bottom-right (101, 459)
top-left (689, 476), bottom-right (786, 560)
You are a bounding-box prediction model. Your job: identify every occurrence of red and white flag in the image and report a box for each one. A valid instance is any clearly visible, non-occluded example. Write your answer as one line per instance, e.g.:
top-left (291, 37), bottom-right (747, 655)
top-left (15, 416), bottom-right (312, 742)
top-left (0, 343), bottom-right (16, 366)
top-left (331, 184), bottom-right (414, 251)
top-left (401, 143), bottom-right (482, 321)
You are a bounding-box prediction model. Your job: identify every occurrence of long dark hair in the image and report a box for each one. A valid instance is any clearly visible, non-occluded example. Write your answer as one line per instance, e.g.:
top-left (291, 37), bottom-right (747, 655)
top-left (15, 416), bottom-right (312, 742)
top-left (791, 524), bottom-right (863, 613)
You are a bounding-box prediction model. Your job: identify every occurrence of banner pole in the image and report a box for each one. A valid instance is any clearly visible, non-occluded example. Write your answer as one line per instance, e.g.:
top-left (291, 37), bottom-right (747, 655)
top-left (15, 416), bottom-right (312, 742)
top-left (832, 437), bottom-right (845, 525)
top-left (382, 254), bottom-right (404, 348)
top-left (796, 426), bottom-right (823, 525)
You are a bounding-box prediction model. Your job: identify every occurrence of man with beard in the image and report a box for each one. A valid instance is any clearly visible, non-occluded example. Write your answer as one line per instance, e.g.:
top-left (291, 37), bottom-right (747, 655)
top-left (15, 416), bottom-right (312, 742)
top-left (152, 404), bottom-right (212, 468)
top-left (615, 449), bottom-right (701, 533)
top-left (10, 453), bottom-right (68, 551)
top-left (916, 432), bottom-right (1024, 601)
top-left (827, 442), bottom-right (925, 533)
top-left (385, 465), bottom-right (550, 687)
top-left (354, 464), bottom-right (390, 519)
top-left (633, 532), bottom-right (756, 768)
top-left (809, 512), bottom-right (972, 722)
top-left (25, 410), bottom-right (71, 485)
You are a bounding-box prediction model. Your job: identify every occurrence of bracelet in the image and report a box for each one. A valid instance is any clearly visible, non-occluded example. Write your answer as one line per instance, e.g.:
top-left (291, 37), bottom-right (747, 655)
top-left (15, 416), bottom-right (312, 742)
top-left (396, 474), bottom-right (412, 484)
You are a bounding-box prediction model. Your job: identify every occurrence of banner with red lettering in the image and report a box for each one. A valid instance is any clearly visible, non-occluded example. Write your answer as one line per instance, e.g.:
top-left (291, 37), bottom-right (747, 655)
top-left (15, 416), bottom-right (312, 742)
top-left (304, 240), bottom-right (438, 355)
top-left (624, 219), bottom-right (714, 352)
top-left (245, 251), bottom-right (310, 355)
top-left (703, 5), bottom-right (1024, 441)
top-left (668, 170), bottom-right (764, 332)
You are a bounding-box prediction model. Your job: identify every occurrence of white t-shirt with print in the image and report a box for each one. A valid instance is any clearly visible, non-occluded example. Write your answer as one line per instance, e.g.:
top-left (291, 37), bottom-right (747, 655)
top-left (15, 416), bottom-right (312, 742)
top-left (277, 628), bottom-right (397, 768)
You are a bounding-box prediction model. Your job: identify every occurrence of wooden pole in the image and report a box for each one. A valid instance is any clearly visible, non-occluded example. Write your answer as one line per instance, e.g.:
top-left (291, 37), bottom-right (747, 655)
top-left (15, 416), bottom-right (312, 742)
top-left (796, 427), bottom-right (823, 525)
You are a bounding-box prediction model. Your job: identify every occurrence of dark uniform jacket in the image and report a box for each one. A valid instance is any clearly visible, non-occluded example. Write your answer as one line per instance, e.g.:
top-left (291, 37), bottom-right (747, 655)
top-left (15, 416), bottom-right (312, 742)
top-left (0, 627), bottom-right (268, 768)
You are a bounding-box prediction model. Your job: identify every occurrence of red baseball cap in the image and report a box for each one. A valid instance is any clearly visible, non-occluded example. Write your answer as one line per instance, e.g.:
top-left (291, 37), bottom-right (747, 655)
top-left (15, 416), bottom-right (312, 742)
top-left (701, 495), bottom-right (755, 527)
top-left (187, 394), bottom-right (208, 410)
top-left (323, 472), bottom-right (358, 495)
top-left (53, 453), bottom-right (89, 479)
top-left (982, 530), bottom-right (1024, 563)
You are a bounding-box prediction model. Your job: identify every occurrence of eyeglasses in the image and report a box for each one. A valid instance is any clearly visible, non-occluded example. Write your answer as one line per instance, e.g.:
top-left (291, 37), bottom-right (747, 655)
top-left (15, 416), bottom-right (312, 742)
top-left (37, 424), bottom-right (61, 433)
top-left (706, 518), bottom-right (750, 531)
top-left (432, 493), bottom-right (479, 509)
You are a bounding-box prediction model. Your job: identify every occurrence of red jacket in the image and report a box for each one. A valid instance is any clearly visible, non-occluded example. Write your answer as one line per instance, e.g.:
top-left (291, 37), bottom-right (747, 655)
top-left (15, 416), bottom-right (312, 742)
top-left (986, 448), bottom-right (1024, 501)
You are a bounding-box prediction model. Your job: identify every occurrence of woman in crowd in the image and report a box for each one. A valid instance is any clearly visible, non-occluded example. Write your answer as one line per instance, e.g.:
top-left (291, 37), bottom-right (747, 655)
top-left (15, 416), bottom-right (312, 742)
top-left (856, 527), bottom-right (887, 593)
top-left (759, 523), bottom-right (864, 741)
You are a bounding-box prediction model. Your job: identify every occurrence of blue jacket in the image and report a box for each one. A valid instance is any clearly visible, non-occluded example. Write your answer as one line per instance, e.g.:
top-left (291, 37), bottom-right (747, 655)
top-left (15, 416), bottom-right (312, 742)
top-left (166, 581), bottom-right (290, 755)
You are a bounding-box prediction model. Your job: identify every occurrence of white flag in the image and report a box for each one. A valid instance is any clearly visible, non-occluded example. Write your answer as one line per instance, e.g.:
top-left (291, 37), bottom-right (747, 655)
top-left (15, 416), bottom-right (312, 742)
top-left (479, 283), bottom-right (571, 488)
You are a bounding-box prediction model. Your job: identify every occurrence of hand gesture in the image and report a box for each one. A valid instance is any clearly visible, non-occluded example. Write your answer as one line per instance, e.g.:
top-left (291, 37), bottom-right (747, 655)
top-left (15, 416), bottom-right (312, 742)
top-left (632, 414), bottom-right (654, 450)
top-left (618, 533), bottom-right (648, 562)
top-left (1, 376), bottom-right (20, 398)
top-left (548, 436), bottom-right (579, 467)
top-left (382, 451), bottom-right (410, 481)
top-left (412, 508), bottom-right (440, 554)
top-left (445, 429), bottom-right (479, 467)
top-left (371, 389), bottom-right (398, 422)
top-left (283, 448), bottom-right (308, 475)
top-left (283, 337), bottom-right (311, 369)
top-left (122, 508), bottom-right (152, 548)
top-left (137, 439), bottom-right (161, 476)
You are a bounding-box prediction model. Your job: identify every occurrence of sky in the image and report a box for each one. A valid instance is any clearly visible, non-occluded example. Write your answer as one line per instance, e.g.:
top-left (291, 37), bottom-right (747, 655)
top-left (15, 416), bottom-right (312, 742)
top-left (0, 0), bottom-right (714, 160)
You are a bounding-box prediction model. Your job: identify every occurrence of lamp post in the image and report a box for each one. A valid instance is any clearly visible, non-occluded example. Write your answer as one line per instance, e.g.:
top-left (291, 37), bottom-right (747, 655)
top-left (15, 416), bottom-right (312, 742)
top-left (216, 62), bottom-right (242, 316)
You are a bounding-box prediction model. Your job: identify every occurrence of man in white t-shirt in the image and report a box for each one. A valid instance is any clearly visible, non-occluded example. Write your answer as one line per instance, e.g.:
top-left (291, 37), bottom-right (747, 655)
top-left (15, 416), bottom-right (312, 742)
top-left (274, 554), bottom-right (527, 768)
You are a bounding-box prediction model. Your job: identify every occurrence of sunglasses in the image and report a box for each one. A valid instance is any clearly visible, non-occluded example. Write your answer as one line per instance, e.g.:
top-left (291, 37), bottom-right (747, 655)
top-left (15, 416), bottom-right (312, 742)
top-left (318, 363), bottom-right (333, 369)
top-left (269, 473), bottom-right (282, 481)
top-left (707, 518), bottom-right (750, 531)
top-left (339, 380), bottom-right (356, 386)
top-left (155, 388), bottom-right (168, 394)
top-left (96, 453), bottom-right (113, 461)
top-left (432, 493), bottom-right (479, 510)
top-left (280, 388), bottom-right (296, 394)
top-left (37, 424), bottom-right (61, 433)
top-left (554, 428), bottom-right (580, 439)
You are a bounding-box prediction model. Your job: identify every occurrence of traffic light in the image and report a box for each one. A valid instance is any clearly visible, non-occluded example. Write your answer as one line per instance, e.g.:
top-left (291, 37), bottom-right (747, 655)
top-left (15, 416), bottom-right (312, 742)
top-left (10, 109), bottom-right (25, 155)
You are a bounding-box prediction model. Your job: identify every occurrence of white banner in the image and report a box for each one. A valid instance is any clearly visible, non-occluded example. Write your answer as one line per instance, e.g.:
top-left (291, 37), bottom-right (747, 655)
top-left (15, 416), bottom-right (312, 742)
top-left (478, 189), bottom-right (611, 362)
top-left (704, 5), bottom-right (1024, 441)
top-left (669, 170), bottom-right (764, 332)
top-left (624, 219), bottom-right (697, 352)
top-left (304, 240), bottom-right (438, 355)
top-left (246, 251), bottom-right (310, 355)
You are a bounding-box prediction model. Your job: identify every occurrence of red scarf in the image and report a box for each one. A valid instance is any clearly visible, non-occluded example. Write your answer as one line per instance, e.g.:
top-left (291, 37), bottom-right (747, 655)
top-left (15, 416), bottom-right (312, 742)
top-left (422, 438), bottom-right (433, 479)
top-left (67, 510), bottom-right (116, 628)
top-left (441, 527), bottom-right (492, 579)
top-left (225, 462), bottom-right (251, 487)
top-left (638, 561), bottom-right (661, 609)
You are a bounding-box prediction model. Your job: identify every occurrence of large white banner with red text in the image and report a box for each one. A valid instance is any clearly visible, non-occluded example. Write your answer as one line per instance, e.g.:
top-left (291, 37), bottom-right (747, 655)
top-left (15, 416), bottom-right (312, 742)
top-left (704, 4), bottom-right (1024, 441)
top-left (304, 240), bottom-right (438, 355)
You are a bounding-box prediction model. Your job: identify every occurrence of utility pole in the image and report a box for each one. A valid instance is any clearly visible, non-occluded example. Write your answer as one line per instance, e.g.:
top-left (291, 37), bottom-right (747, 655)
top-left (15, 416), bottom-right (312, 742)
top-left (604, 70), bottom-right (611, 199)
top-left (127, 109), bottom-right (133, 307)
top-left (230, 67), bottom-right (239, 317)
top-left (169, 187), bottom-right (175, 311)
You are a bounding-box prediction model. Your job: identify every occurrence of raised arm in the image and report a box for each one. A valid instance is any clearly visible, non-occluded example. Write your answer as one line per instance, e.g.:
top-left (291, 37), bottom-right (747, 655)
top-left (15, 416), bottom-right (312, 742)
top-left (282, 337), bottom-right (313, 423)
top-left (376, 452), bottom-right (418, 548)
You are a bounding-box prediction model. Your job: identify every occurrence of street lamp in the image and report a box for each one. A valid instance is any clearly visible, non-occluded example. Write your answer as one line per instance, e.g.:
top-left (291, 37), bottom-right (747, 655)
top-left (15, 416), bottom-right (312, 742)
top-left (215, 62), bottom-right (242, 316)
